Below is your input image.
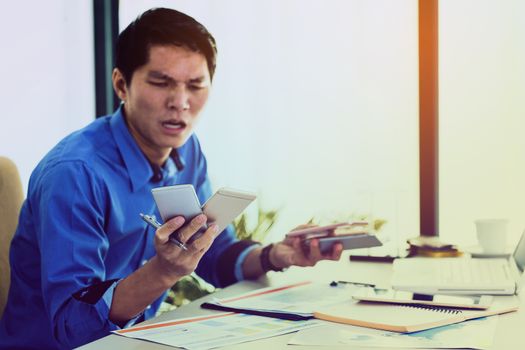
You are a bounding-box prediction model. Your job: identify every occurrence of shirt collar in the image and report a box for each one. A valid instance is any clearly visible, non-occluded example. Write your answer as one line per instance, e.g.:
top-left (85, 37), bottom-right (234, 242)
top-left (109, 107), bottom-right (185, 192)
top-left (110, 107), bottom-right (154, 192)
top-left (149, 148), bottom-right (185, 182)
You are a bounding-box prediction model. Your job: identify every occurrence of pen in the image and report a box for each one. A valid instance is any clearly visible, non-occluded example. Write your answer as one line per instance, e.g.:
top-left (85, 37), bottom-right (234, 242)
top-left (200, 302), bottom-right (314, 321)
top-left (330, 280), bottom-right (375, 288)
top-left (140, 213), bottom-right (188, 251)
top-left (349, 255), bottom-right (396, 263)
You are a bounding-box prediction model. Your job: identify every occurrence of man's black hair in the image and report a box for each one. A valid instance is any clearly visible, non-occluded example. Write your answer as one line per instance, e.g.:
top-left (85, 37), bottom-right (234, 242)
top-left (116, 8), bottom-right (217, 85)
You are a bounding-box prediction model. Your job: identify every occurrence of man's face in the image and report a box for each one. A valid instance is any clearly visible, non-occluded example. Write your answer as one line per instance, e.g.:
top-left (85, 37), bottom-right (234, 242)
top-left (114, 45), bottom-right (211, 161)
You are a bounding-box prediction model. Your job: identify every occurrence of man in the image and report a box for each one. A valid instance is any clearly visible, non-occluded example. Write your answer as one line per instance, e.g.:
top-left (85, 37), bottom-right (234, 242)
top-left (0, 8), bottom-right (342, 349)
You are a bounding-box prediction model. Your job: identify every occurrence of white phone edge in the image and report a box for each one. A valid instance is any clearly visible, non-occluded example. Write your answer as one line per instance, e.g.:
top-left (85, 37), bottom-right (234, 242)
top-left (210, 187), bottom-right (257, 201)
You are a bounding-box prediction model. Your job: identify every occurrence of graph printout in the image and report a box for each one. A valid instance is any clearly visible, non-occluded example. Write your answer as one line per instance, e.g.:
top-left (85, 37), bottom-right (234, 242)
top-left (114, 312), bottom-right (319, 350)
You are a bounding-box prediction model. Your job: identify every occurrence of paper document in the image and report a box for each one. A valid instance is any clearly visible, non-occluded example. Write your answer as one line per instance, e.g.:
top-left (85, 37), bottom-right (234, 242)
top-left (114, 312), bottom-right (319, 350)
top-left (203, 281), bottom-right (358, 317)
top-left (205, 282), bottom-right (518, 333)
top-left (289, 316), bottom-right (499, 349)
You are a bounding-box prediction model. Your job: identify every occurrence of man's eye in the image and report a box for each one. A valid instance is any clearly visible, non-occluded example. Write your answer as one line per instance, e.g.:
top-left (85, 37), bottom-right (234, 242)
top-left (189, 85), bottom-right (205, 91)
top-left (149, 81), bottom-right (168, 87)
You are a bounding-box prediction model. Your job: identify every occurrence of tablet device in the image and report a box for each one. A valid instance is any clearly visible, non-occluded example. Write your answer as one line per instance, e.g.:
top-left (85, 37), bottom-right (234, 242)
top-left (352, 287), bottom-right (493, 310)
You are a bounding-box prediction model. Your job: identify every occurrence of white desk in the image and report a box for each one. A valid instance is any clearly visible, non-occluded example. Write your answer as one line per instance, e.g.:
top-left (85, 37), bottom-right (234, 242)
top-left (78, 254), bottom-right (525, 349)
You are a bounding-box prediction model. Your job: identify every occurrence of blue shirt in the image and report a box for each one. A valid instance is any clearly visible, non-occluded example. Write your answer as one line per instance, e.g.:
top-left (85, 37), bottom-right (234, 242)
top-left (0, 108), bottom-right (257, 349)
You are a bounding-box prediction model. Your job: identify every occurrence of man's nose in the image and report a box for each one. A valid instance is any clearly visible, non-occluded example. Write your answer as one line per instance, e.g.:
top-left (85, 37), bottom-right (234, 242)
top-left (167, 86), bottom-right (190, 111)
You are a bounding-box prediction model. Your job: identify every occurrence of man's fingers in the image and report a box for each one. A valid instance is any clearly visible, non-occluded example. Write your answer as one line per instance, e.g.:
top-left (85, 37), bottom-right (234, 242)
top-left (330, 243), bottom-right (343, 260)
top-left (156, 216), bottom-right (185, 243)
top-left (326, 229), bottom-right (337, 237)
top-left (190, 224), bottom-right (219, 253)
top-left (177, 214), bottom-right (207, 243)
top-left (306, 239), bottom-right (322, 265)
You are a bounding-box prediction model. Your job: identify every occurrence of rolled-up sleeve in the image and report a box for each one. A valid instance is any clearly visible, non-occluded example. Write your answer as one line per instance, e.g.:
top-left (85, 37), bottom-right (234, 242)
top-left (34, 161), bottom-right (134, 348)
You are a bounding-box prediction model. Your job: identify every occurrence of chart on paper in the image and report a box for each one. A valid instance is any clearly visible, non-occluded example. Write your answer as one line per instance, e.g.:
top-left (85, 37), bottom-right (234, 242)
top-left (114, 312), bottom-right (319, 350)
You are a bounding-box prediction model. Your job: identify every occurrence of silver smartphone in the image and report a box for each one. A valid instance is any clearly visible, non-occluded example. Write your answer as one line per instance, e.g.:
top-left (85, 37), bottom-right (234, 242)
top-left (352, 287), bottom-right (493, 310)
top-left (314, 234), bottom-right (382, 254)
top-left (151, 185), bottom-right (256, 243)
top-left (152, 184), bottom-right (202, 223)
top-left (201, 187), bottom-right (257, 233)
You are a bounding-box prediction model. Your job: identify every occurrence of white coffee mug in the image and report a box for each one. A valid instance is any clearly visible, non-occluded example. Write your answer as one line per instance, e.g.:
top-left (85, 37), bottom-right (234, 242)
top-left (475, 219), bottom-right (508, 254)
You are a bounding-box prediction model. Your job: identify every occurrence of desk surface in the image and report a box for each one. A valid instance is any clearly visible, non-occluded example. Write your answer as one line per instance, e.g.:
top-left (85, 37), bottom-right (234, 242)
top-left (78, 254), bottom-right (525, 349)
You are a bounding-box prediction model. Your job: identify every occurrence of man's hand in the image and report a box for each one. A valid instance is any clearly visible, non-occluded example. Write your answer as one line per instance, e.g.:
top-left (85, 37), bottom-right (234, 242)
top-left (269, 237), bottom-right (343, 269)
top-left (154, 214), bottom-right (219, 280)
top-left (109, 214), bottom-right (218, 325)
top-left (269, 225), bottom-right (343, 269)
top-left (241, 224), bottom-right (344, 280)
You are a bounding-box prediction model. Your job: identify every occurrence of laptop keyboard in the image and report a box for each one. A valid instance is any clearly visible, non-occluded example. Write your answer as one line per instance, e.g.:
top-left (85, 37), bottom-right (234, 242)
top-left (437, 259), bottom-right (511, 284)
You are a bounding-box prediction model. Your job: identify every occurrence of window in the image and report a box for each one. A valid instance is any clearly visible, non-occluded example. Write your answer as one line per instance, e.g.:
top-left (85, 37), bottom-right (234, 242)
top-left (0, 1), bottom-right (94, 190)
top-left (120, 0), bottom-right (420, 252)
top-left (439, 0), bottom-right (525, 247)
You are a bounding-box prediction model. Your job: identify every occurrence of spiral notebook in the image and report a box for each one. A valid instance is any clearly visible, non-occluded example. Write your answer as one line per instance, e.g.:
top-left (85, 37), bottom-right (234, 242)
top-left (313, 297), bottom-right (519, 333)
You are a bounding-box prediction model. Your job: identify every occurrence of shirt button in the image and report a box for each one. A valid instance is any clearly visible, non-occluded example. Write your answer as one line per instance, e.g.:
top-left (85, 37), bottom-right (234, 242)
top-left (152, 172), bottom-right (163, 182)
top-left (146, 305), bottom-right (151, 310)
top-left (141, 260), bottom-right (148, 266)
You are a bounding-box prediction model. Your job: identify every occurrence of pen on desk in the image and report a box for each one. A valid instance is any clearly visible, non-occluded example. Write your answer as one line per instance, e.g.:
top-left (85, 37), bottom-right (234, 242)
top-left (200, 302), bottom-right (314, 321)
top-left (140, 213), bottom-right (188, 251)
top-left (349, 255), bottom-right (396, 263)
top-left (330, 280), bottom-right (375, 288)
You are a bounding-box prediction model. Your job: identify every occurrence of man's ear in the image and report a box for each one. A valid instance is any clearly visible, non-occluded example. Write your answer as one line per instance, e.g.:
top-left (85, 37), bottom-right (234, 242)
top-left (112, 68), bottom-right (128, 102)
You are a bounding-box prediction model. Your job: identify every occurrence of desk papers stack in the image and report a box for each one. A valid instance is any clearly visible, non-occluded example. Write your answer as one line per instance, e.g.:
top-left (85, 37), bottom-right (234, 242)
top-left (202, 281), bottom-right (519, 333)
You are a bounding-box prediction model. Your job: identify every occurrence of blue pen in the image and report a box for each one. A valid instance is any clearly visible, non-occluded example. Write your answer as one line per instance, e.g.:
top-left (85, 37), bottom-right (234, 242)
top-left (140, 213), bottom-right (188, 251)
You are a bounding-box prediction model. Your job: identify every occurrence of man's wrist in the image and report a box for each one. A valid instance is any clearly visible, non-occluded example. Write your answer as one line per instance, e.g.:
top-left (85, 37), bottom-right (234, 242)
top-left (260, 244), bottom-right (285, 272)
top-left (149, 256), bottom-right (184, 287)
top-left (270, 242), bottom-right (292, 270)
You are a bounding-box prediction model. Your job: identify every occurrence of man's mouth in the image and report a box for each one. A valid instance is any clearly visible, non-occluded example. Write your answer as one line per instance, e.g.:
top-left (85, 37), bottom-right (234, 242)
top-left (161, 120), bottom-right (186, 130)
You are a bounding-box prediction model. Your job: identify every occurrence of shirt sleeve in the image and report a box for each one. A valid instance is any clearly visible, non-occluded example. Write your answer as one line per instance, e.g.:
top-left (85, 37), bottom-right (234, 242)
top-left (73, 279), bottom-right (143, 328)
top-left (234, 243), bottom-right (261, 281)
top-left (32, 161), bottom-right (136, 348)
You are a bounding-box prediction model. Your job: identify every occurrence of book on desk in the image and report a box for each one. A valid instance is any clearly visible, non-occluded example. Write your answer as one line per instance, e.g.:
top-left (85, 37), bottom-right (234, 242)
top-left (314, 297), bottom-right (519, 333)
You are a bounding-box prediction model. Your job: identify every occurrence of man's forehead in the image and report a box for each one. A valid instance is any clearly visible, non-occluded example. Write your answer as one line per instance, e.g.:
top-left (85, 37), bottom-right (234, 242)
top-left (143, 45), bottom-right (210, 79)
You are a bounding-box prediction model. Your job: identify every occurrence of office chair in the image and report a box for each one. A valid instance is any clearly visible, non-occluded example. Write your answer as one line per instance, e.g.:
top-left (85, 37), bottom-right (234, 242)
top-left (0, 157), bottom-right (24, 316)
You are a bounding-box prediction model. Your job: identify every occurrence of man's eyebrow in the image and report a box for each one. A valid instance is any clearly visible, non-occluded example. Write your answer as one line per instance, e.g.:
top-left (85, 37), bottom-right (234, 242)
top-left (147, 71), bottom-right (173, 80)
top-left (147, 71), bottom-right (207, 83)
top-left (188, 76), bottom-right (206, 83)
